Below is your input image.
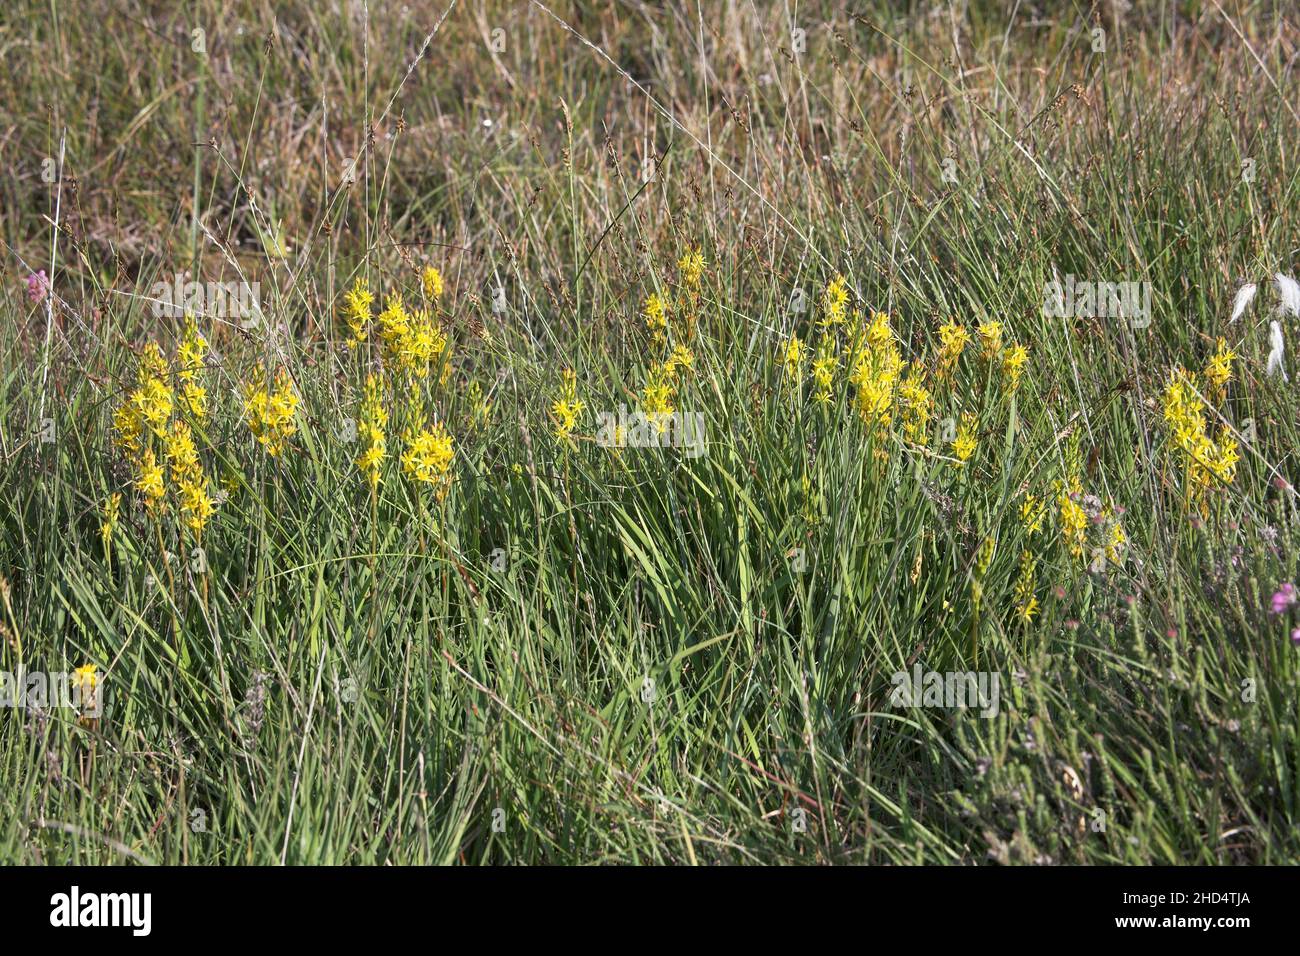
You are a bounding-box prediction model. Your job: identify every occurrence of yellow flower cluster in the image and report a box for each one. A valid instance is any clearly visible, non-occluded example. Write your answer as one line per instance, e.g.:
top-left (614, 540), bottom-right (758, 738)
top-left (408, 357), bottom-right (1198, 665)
top-left (783, 334), bottom-right (810, 389)
top-left (783, 285), bottom-right (1002, 463)
top-left (402, 419), bottom-right (455, 501)
top-left (243, 367), bottom-right (299, 457)
top-left (977, 320), bottom-right (1003, 358)
top-left (166, 419), bottom-right (215, 533)
top-left (1013, 550), bottom-right (1039, 624)
top-left (678, 247), bottom-right (706, 291)
top-left (1057, 493), bottom-right (1089, 557)
top-left (112, 330), bottom-right (218, 534)
top-left (666, 344), bottom-right (694, 374)
top-left (898, 361), bottom-right (933, 447)
top-left (644, 292), bottom-right (670, 348)
top-left (117, 343), bottom-right (173, 450)
top-left (639, 349), bottom-right (692, 433)
top-left (849, 311), bottom-right (906, 446)
top-left (342, 276), bottom-right (375, 347)
top-left (1202, 337), bottom-right (1235, 403)
top-left (812, 337), bottom-right (837, 404)
top-left (1020, 433), bottom-right (1130, 568)
top-left (136, 448), bottom-right (166, 511)
top-left (176, 318), bottom-right (209, 420)
top-left (376, 294), bottom-right (449, 380)
top-left (1019, 493), bottom-right (1047, 536)
top-left (100, 493), bottom-right (121, 549)
top-left (1001, 344), bottom-right (1029, 394)
top-left (1162, 368), bottom-right (1239, 505)
top-left (1104, 519), bottom-right (1127, 564)
top-left (551, 368), bottom-right (586, 440)
top-left (643, 247), bottom-right (708, 349)
top-left (976, 320), bottom-right (1029, 394)
top-left (355, 374), bottom-right (388, 488)
top-left (936, 322), bottom-right (970, 381)
top-left (71, 664), bottom-right (98, 719)
top-left (421, 265), bottom-right (445, 300)
top-left (821, 275), bottom-right (849, 328)
top-left (950, 413), bottom-right (978, 465)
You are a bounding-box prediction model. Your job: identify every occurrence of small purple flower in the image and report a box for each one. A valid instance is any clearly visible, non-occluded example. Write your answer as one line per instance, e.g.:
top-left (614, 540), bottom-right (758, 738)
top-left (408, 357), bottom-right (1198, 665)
top-left (1270, 582), bottom-right (1297, 615)
top-left (26, 270), bottom-right (49, 303)
top-left (1292, 627), bottom-right (1300, 646)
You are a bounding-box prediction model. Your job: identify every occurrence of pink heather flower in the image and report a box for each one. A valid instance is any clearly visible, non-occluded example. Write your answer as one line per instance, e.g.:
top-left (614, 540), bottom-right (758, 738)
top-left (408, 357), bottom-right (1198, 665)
top-left (1270, 583), bottom-right (1297, 615)
top-left (26, 270), bottom-right (50, 303)
top-left (1292, 627), bottom-right (1300, 646)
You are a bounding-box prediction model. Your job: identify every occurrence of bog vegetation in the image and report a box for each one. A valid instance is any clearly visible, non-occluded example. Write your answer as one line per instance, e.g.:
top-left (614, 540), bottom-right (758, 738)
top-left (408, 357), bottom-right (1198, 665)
top-left (1, 1), bottom-right (1298, 864)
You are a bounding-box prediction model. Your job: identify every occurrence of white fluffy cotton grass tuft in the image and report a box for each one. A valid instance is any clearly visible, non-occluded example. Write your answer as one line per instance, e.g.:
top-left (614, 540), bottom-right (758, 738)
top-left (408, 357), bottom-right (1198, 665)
top-left (1229, 283), bottom-right (1257, 323)
top-left (1273, 273), bottom-right (1300, 318)
top-left (1227, 275), bottom-right (1294, 382)
top-left (1266, 320), bottom-right (1288, 382)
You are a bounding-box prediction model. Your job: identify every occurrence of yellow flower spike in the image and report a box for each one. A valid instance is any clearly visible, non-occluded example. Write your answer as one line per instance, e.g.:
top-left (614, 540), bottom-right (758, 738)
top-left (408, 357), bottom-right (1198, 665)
top-left (408, 308), bottom-right (448, 378)
top-left (112, 404), bottom-right (144, 459)
top-left (1001, 343), bottom-right (1028, 394)
top-left (644, 292), bottom-right (670, 345)
top-left (243, 367), bottom-right (299, 457)
top-left (1019, 493), bottom-right (1047, 536)
top-left (401, 420), bottom-right (455, 501)
top-left (343, 276), bottom-right (375, 346)
top-left (782, 335), bottom-right (809, 389)
top-left (140, 342), bottom-right (169, 383)
top-left (1058, 493), bottom-right (1088, 558)
top-left (976, 320), bottom-right (1003, 360)
top-left (164, 417), bottom-right (197, 461)
top-left (898, 361), bottom-right (933, 445)
top-left (355, 374), bottom-right (388, 488)
top-left (181, 381), bottom-right (208, 422)
top-left (178, 471), bottom-right (217, 534)
top-left (666, 344), bottom-right (694, 375)
top-left (1013, 550), bottom-right (1040, 624)
top-left (131, 377), bottom-right (174, 436)
top-left (421, 265), bottom-right (445, 301)
top-left (376, 293), bottom-right (411, 358)
top-left (936, 321), bottom-right (970, 380)
top-left (1203, 337), bottom-right (1235, 402)
top-left (811, 338), bottom-right (837, 405)
top-left (865, 311), bottom-right (894, 351)
top-left (1105, 521), bottom-right (1127, 565)
top-left (135, 448), bottom-right (166, 511)
top-left (551, 368), bottom-right (586, 440)
top-left (100, 493), bottom-right (121, 549)
top-left (70, 663), bottom-right (99, 720)
top-left (821, 275), bottom-right (849, 328)
top-left (174, 318), bottom-right (209, 421)
top-left (176, 316), bottom-right (207, 373)
top-left (951, 413), bottom-right (978, 466)
top-left (1161, 367), bottom-right (1235, 506)
top-left (678, 248), bottom-right (706, 290)
top-left (848, 316), bottom-right (904, 451)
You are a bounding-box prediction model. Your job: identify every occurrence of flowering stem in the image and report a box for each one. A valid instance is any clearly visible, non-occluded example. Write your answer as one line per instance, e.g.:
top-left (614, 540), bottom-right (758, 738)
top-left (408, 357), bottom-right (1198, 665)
top-left (155, 517), bottom-right (181, 660)
top-left (368, 481), bottom-right (378, 642)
